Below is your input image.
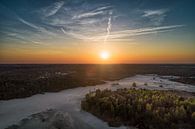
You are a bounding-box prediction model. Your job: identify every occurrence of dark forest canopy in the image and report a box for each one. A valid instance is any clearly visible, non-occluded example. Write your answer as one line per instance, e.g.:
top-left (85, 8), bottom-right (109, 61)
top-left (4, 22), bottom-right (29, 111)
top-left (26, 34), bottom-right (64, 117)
top-left (0, 64), bottom-right (195, 100)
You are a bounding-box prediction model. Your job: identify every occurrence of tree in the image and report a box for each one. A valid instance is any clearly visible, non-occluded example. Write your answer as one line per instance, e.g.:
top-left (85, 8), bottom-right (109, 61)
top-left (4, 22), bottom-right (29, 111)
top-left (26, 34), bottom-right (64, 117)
top-left (132, 82), bottom-right (136, 87)
top-left (191, 112), bottom-right (195, 122)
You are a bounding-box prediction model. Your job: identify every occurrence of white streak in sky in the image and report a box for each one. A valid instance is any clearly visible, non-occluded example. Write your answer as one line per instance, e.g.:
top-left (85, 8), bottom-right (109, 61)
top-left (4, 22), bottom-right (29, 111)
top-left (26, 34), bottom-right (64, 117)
top-left (94, 5), bottom-right (113, 12)
top-left (91, 25), bottom-right (184, 41)
top-left (73, 11), bottom-right (104, 19)
top-left (45, 1), bottom-right (64, 17)
top-left (142, 9), bottom-right (169, 26)
top-left (18, 17), bottom-right (58, 38)
top-left (104, 11), bottom-right (112, 43)
top-left (72, 5), bottom-right (112, 20)
top-left (18, 17), bottom-right (39, 30)
top-left (61, 24), bottom-right (184, 42)
top-left (61, 28), bottom-right (91, 40)
top-left (143, 9), bottom-right (168, 17)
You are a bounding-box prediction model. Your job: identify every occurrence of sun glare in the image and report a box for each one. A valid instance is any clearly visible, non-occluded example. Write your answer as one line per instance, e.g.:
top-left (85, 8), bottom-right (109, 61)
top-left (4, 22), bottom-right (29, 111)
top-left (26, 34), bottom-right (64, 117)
top-left (100, 51), bottom-right (110, 60)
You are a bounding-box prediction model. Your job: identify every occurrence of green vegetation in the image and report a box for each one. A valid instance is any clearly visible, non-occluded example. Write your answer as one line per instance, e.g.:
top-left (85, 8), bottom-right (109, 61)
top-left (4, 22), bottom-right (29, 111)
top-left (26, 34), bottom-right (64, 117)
top-left (81, 88), bottom-right (195, 129)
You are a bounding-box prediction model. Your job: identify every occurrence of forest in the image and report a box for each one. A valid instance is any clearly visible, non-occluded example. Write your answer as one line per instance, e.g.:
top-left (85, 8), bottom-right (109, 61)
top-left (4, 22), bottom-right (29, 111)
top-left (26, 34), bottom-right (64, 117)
top-left (81, 88), bottom-right (195, 129)
top-left (0, 64), bottom-right (195, 100)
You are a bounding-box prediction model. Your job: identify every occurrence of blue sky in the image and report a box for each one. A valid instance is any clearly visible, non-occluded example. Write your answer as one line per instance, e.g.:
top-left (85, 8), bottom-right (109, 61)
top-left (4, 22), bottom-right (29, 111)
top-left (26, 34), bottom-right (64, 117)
top-left (0, 0), bottom-right (195, 63)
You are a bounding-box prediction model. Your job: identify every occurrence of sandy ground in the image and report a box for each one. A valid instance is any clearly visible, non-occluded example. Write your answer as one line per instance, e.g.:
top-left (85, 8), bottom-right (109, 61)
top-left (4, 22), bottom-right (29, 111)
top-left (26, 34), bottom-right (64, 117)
top-left (0, 74), bottom-right (195, 129)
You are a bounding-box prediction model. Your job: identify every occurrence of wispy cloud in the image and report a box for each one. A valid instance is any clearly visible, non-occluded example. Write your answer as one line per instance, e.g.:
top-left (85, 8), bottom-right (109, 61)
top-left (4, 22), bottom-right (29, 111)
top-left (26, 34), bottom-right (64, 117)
top-left (73, 11), bottom-right (105, 19)
top-left (72, 5), bottom-right (112, 19)
top-left (107, 38), bottom-right (135, 43)
top-left (104, 11), bottom-right (112, 43)
top-left (61, 27), bottom-right (92, 41)
top-left (60, 6), bottom-right (178, 43)
top-left (94, 5), bottom-right (113, 12)
top-left (101, 25), bottom-right (184, 40)
top-left (0, 0), bottom-right (185, 46)
top-left (17, 17), bottom-right (58, 38)
top-left (142, 9), bottom-right (169, 26)
top-left (4, 31), bottom-right (43, 45)
top-left (31, 41), bottom-right (45, 45)
top-left (41, 1), bottom-right (64, 17)
top-left (143, 9), bottom-right (168, 17)
top-left (18, 17), bottom-right (39, 30)
top-left (62, 25), bottom-right (184, 42)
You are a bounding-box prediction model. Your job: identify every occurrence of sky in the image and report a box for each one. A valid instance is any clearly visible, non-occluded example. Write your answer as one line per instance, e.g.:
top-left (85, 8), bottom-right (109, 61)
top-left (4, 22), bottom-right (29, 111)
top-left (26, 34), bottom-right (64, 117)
top-left (0, 0), bottom-right (195, 64)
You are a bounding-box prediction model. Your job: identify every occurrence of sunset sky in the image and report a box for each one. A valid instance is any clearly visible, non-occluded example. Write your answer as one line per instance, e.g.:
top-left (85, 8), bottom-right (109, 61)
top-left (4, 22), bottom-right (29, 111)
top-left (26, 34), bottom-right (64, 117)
top-left (0, 0), bottom-right (195, 64)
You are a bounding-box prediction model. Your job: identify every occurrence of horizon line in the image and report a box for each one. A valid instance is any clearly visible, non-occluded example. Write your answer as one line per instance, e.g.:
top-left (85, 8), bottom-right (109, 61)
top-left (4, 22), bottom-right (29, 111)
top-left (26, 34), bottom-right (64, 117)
top-left (0, 63), bottom-right (195, 65)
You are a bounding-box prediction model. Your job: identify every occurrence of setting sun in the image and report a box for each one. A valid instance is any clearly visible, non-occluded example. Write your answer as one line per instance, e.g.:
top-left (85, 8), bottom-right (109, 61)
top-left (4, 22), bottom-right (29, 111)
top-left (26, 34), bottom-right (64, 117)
top-left (100, 51), bottom-right (110, 60)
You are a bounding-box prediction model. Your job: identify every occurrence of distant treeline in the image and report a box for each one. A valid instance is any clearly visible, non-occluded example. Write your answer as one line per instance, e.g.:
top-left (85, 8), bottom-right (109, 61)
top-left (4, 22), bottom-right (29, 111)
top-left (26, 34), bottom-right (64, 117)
top-left (81, 88), bottom-right (195, 129)
top-left (0, 64), bottom-right (195, 100)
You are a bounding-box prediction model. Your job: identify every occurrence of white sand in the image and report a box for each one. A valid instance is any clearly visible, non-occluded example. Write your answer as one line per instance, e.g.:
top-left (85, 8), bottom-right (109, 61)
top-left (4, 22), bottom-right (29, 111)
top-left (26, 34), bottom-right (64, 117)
top-left (0, 74), bottom-right (194, 129)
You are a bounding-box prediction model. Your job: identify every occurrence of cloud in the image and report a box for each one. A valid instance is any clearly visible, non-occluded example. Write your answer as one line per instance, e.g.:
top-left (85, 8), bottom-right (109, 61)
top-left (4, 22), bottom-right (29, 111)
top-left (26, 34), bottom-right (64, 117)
top-left (89, 25), bottom-right (185, 41)
top-left (61, 23), bottom-right (184, 42)
top-left (55, 4), bottom-right (113, 41)
top-left (61, 28), bottom-right (91, 41)
top-left (43, 3), bottom-right (111, 34)
top-left (107, 38), bottom-right (136, 43)
top-left (0, 0), bottom-right (185, 46)
top-left (18, 17), bottom-right (58, 37)
top-left (94, 5), bottom-right (113, 12)
top-left (142, 9), bottom-right (169, 26)
top-left (143, 9), bottom-right (168, 17)
top-left (73, 11), bottom-right (105, 19)
top-left (31, 41), bottom-right (45, 45)
top-left (5, 2), bottom-right (108, 44)
top-left (4, 31), bottom-right (43, 45)
top-left (42, 1), bottom-right (64, 17)
top-left (104, 11), bottom-right (112, 43)
top-left (72, 5), bottom-right (112, 19)
top-left (78, 18), bottom-right (103, 25)
top-left (18, 17), bottom-right (40, 30)
top-left (62, 6), bottom-right (176, 43)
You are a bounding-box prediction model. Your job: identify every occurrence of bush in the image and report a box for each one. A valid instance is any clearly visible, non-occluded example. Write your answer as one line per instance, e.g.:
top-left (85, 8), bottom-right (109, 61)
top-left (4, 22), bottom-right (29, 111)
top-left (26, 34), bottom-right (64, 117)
top-left (144, 83), bottom-right (148, 86)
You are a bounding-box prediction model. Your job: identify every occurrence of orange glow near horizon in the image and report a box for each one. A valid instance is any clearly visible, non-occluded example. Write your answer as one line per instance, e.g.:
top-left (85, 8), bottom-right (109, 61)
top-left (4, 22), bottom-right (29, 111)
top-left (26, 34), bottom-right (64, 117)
top-left (0, 40), bottom-right (195, 64)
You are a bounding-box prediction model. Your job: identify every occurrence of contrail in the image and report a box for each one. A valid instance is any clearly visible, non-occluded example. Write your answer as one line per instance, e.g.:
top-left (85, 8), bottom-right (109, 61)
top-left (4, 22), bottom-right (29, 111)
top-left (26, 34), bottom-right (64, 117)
top-left (104, 12), bottom-right (112, 44)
